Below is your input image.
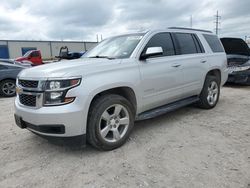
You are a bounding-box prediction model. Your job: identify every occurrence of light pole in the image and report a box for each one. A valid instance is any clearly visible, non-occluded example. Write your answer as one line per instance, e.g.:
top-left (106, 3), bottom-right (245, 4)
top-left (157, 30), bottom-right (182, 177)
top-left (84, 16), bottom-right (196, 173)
top-left (245, 36), bottom-right (250, 43)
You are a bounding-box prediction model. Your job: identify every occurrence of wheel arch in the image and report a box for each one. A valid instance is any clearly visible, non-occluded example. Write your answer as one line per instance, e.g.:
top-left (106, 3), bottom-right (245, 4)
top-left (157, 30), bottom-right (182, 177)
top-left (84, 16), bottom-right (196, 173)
top-left (0, 78), bottom-right (16, 83)
top-left (206, 69), bottom-right (221, 84)
top-left (88, 86), bottom-right (137, 115)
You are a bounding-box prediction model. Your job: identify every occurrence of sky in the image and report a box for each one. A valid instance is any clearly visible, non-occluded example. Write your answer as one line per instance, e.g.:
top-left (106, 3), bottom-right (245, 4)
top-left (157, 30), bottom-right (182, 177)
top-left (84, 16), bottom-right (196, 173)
top-left (0, 0), bottom-right (250, 42)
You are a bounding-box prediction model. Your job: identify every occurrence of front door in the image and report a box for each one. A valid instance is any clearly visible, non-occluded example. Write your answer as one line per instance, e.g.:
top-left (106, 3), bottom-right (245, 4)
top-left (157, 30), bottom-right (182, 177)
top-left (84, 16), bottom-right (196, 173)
top-left (138, 32), bottom-right (184, 112)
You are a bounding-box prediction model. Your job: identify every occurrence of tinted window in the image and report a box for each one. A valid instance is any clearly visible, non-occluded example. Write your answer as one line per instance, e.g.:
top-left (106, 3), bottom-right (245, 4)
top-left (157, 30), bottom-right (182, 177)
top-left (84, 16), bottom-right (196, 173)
top-left (203, 34), bottom-right (224, 53)
top-left (142, 33), bottom-right (175, 58)
top-left (31, 51), bottom-right (40, 57)
top-left (192, 35), bottom-right (205, 53)
top-left (173, 33), bottom-right (198, 55)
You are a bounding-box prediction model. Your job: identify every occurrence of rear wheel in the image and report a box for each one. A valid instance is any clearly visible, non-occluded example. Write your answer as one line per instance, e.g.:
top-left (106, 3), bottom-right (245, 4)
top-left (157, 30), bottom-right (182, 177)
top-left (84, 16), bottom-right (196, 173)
top-left (87, 94), bottom-right (134, 150)
top-left (197, 75), bottom-right (220, 109)
top-left (0, 79), bottom-right (16, 97)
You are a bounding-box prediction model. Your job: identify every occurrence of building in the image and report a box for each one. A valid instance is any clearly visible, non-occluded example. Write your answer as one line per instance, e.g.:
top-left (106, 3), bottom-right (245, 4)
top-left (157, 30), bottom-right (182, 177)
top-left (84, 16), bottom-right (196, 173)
top-left (0, 40), bottom-right (98, 59)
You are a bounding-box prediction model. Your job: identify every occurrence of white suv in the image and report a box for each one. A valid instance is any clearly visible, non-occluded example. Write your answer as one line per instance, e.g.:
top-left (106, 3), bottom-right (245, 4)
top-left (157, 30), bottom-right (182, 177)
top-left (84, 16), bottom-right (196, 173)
top-left (14, 27), bottom-right (228, 150)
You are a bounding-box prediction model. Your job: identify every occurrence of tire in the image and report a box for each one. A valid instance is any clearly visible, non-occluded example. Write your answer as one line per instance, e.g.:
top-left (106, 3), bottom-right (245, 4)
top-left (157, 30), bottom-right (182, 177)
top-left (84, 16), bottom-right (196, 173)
top-left (87, 94), bottom-right (135, 151)
top-left (0, 79), bottom-right (16, 97)
top-left (197, 75), bottom-right (220, 109)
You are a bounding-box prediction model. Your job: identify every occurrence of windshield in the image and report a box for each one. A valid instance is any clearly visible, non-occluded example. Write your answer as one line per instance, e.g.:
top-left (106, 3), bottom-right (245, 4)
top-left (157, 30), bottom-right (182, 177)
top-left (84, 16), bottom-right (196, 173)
top-left (84, 34), bottom-right (144, 59)
top-left (23, 51), bottom-right (32, 57)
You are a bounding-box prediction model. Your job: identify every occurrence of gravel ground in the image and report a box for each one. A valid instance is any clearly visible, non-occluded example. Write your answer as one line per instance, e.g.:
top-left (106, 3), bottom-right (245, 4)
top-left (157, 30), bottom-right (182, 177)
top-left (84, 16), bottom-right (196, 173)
top-left (0, 86), bottom-right (250, 188)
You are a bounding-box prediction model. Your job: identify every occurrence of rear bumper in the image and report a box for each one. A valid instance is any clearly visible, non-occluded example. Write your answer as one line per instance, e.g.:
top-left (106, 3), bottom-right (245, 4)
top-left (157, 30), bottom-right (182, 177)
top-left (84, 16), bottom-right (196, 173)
top-left (227, 70), bottom-right (250, 84)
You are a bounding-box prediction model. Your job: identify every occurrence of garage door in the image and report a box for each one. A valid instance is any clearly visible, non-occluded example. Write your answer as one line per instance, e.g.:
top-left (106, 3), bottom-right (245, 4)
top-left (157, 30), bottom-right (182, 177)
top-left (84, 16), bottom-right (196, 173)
top-left (0, 45), bottom-right (9, 59)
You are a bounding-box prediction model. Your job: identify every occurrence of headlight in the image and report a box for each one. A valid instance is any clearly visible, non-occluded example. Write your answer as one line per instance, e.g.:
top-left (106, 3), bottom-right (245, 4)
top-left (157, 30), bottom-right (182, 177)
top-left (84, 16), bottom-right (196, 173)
top-left (49, 81), bottom-right (61, 90)
top-left (44, 77), bottom-right (81, 106)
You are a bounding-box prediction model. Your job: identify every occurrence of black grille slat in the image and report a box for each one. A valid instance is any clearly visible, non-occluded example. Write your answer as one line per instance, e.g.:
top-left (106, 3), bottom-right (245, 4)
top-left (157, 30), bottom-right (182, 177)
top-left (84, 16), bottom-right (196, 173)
top-left (19, 80), bottom-right (39, 88)
top-left (19, 94), bottom-right (36, 107)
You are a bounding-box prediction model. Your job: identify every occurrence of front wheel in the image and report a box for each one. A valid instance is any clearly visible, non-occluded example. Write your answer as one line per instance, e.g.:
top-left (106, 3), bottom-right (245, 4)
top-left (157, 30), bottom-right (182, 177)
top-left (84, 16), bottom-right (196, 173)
top-left (197, 75), bottom-right (220, 109)
top-left (87, 94), bottom-right (134, 150)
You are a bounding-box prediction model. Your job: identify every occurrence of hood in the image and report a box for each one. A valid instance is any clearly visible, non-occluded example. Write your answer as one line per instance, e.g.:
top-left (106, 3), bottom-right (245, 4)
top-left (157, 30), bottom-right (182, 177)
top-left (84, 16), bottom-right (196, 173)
top-left (18, 58), bottom-right (123, 79)
top-left (15, 57), bottom-right (27, 61)
top-left (220, 38), bottom-right (250, 56)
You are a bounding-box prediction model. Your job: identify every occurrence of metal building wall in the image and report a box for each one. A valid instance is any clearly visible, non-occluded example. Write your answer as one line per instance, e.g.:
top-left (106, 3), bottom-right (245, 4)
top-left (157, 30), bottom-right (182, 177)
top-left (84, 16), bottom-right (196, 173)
top-left (0, 40), bottom-right (97, 59)
top-left (8, 41), bottom-right (51, 59)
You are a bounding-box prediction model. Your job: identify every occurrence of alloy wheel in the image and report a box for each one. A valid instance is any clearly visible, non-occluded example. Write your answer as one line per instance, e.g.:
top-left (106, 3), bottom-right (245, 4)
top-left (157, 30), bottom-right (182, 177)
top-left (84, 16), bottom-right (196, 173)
top-left (207, 81), bottom-right (218, 106)
top-left (2, 82), bottom-right (16, 96)
top-left (99, 104), bottom-right (130, 143)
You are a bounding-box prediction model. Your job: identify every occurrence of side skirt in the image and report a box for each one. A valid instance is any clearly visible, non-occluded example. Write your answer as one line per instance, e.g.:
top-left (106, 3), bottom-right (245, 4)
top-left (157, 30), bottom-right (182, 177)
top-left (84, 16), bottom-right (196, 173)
top-left (136, 96), bottom-right (199, 121)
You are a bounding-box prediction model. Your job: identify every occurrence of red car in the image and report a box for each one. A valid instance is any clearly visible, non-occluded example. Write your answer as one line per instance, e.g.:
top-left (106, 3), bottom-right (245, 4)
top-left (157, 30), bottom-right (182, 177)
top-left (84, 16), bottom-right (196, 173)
top-left (15, 50), bottom-right (43, 66)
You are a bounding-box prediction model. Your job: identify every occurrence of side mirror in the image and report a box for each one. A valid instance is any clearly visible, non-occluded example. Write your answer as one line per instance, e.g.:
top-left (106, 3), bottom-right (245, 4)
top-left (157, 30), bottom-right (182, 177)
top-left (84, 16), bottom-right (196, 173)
top-left (140, 47), bottom-right (163, 60)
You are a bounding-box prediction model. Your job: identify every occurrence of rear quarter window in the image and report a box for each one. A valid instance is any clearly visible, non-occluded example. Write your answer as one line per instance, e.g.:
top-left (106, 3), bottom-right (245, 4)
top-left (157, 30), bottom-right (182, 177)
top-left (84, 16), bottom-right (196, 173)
top-left (203, 34), bottom-right (224, 53)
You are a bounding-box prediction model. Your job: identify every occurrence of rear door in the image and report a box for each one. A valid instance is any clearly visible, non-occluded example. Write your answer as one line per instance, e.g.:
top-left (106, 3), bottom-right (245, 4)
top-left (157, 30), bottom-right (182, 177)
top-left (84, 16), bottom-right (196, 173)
top-left (171, 33), bottom-right (209, 97)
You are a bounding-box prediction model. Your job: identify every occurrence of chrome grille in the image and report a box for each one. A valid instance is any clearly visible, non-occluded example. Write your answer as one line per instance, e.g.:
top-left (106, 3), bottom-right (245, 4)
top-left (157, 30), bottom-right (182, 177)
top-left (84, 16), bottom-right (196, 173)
top-left (19, 80), bottom-right (39, 88)
top-left (19, 94), bottom-right (37, 107)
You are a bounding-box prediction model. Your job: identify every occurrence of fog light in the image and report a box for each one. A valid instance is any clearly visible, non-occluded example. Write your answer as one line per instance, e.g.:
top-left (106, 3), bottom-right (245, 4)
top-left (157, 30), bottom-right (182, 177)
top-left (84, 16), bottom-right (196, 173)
top-left (50, 92), bottom-right (63, 99)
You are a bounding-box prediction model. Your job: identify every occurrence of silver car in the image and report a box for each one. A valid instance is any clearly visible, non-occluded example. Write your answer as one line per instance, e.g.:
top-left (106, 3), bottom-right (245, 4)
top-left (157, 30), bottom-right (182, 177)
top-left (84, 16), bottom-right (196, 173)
top-left (14, 27), bottom-right (228, 150)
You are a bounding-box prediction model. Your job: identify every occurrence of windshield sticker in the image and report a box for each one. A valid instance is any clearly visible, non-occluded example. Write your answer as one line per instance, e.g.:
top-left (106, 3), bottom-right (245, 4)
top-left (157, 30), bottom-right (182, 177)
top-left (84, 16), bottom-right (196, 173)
top-left (127, 36), bottom-right (143, 40)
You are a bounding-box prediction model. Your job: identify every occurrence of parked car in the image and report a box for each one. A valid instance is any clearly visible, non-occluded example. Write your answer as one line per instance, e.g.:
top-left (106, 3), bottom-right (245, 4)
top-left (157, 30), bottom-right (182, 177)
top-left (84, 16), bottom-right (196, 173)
top-left (67, 52), bottom-right (85, 59)
top-left (0, 62), bottom-right (25, 97)
top-left (14, 28), bottom-right (228, 150)
top-left (220, 38), bottom-right (250, 85)
top-left (0, 58), bottom-right (32, 68)
top-left (56, 46), bottom-right (85, 60)
top-left (15, 50), bottom-right (43, 66)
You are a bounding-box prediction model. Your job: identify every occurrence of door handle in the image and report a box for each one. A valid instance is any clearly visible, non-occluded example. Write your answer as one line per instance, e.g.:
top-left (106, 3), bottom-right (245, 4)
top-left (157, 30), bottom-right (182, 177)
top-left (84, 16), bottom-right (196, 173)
top-left (200, 60), bottom-right (207, 63)
top-left (172, 64), bottom-right (181, 68)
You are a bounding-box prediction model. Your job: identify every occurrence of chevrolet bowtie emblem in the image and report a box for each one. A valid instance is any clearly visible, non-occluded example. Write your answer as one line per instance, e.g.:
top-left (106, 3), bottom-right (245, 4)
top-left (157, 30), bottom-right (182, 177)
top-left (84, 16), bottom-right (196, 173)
top-left (16, 87), bottom-right (23, 94)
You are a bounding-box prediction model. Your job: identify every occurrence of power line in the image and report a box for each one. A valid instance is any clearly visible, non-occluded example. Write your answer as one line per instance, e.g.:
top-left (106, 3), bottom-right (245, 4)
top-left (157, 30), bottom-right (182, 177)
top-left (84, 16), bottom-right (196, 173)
top-left (214, 10), bottom-right (221, 35)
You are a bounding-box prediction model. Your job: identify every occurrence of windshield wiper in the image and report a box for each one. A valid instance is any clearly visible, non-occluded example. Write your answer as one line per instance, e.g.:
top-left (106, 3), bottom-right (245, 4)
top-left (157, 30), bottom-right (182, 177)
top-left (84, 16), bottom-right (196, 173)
top-left (88, 55), bottom-right (115, 60)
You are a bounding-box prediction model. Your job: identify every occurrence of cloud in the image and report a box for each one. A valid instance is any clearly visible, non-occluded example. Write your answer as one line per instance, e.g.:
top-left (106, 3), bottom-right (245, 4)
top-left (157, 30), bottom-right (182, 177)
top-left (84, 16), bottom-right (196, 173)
top-left (0, 0), bottom-right (249, 41)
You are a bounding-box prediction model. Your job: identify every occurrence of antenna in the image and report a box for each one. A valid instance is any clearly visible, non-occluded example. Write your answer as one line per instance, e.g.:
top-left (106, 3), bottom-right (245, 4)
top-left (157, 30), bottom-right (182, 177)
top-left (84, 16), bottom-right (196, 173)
top-left (214, 11), bottom-right (221, 35)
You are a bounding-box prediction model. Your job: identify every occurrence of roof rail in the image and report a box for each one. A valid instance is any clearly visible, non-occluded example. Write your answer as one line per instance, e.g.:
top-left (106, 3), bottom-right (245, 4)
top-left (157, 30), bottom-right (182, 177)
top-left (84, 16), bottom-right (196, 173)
top-left (168, 27), bottom-right (212, 33)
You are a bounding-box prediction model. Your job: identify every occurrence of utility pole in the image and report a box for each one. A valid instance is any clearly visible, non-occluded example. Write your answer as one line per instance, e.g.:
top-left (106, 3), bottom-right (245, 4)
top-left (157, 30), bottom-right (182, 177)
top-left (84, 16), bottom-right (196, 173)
top-left (214, 11), bottom-right (221, 35)
top-left (96, 34), bottom-right (99, 42)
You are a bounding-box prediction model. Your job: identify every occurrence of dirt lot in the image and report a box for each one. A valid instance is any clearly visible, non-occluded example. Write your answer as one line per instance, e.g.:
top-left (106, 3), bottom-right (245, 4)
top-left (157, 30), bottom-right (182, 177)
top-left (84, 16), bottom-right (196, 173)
top-left (0, 86), bottom-right (250, 188)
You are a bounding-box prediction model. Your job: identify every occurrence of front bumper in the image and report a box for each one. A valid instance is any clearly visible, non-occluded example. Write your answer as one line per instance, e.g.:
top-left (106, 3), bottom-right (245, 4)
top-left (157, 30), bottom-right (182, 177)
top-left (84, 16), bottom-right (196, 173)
top-left (227, 70), bottom-right (250, 84)
top-left (14, 97), bottom-right (87, 138)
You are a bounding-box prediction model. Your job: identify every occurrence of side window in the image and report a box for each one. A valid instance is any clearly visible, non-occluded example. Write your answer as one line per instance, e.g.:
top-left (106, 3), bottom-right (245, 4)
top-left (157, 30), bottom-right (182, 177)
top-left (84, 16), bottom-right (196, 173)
top-left (192, 34), bottom-right (205, 53)
top-left (203, 34), bottom-right (224, 53)
top-left (173, 33), bottom-right (198, 55)
top-left (31, 51), bottom-right (40, 57)
top-left (142, 33), bottom-right (175, 58)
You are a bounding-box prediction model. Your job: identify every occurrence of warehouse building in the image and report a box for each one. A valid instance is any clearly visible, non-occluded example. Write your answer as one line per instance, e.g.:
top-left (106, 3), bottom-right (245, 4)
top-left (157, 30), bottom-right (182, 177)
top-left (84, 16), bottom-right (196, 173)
top-left (0, 40), bottom-right (98, 59)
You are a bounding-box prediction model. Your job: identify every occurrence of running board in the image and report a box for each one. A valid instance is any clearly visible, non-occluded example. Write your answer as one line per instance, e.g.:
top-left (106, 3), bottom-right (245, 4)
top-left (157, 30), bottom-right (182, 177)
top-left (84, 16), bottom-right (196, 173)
top-left (136, 96), bottom-right (199, 121)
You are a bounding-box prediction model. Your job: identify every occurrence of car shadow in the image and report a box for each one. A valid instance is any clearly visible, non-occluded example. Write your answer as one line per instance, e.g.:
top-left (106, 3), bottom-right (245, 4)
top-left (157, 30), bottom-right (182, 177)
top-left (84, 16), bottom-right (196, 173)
top-left (26, 105), bottom-right (199, 155)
